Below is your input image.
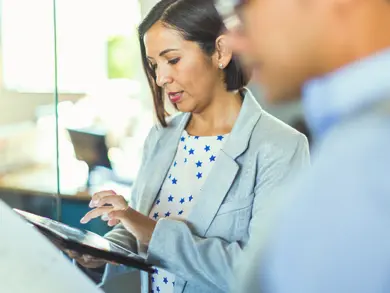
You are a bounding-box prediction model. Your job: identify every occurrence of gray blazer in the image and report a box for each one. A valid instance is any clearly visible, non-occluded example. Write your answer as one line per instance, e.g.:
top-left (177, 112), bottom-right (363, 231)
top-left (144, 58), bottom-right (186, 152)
top-left (102, 89), bottom-right (310, 293)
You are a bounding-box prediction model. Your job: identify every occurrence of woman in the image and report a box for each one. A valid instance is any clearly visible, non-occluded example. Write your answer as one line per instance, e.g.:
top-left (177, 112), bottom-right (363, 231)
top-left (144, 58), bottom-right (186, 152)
top-left (75, 0), bottom-right (310, 292)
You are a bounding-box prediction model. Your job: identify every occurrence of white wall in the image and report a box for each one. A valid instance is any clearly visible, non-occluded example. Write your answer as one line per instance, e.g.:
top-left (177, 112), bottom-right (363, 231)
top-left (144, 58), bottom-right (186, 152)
top-left (139, 0), bottom-right (158, 17)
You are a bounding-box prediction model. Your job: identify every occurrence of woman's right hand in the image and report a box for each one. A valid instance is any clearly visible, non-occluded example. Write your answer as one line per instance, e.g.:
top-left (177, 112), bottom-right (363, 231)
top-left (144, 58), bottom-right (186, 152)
top-left (64, 250), bottom-right (108, 269)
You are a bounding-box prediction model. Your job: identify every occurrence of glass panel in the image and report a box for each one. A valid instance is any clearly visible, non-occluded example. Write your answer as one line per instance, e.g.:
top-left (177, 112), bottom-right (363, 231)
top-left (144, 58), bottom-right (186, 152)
top-left (54, 0), bottom-right (153, 236)
top-left (0, 0), bottom-right (60, 220)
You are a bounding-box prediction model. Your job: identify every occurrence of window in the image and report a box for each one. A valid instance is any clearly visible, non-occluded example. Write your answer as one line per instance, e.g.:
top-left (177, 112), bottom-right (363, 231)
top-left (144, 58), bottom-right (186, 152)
top-left (1, 0), bottom-right (142, 93)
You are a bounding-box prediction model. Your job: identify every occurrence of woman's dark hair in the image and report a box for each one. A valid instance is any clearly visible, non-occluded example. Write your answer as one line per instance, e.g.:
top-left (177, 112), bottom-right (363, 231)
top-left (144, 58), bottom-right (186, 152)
top-left (138, 0), bottom-right (249, 127)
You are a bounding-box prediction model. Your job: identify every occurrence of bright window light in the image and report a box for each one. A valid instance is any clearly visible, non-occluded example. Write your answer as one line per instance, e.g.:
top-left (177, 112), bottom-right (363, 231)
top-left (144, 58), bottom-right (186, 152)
top-left (1, 0), bottom-right (141, 93)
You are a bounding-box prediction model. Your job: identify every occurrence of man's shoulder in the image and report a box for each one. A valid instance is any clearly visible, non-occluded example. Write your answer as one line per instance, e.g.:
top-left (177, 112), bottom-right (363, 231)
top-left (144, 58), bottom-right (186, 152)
top-left (253, 118), bottom-right (390, 293)
top-left (315, 114), bottom-right (390, 171)
top-left (291, 116), bottom-right (390, 211)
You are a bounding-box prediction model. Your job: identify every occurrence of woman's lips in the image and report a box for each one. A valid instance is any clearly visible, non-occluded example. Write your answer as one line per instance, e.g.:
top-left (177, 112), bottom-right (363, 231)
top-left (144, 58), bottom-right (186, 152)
top-left (168, 91), bottom-right (183, 103)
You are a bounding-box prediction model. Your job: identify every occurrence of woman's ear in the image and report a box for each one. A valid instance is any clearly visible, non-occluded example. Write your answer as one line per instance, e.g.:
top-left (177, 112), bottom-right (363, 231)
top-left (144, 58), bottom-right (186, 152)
top-left (214, 35), bottom-right (233, 70)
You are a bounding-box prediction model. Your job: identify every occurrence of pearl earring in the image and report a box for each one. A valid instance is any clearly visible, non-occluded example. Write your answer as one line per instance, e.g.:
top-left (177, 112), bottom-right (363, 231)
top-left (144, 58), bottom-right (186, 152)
top-left (219, 63), bottom-right (223, 69)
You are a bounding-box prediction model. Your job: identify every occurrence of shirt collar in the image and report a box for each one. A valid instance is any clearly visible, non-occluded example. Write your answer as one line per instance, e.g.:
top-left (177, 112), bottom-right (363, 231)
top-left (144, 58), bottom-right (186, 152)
top-left (303, 47), bottom-right (390, 139)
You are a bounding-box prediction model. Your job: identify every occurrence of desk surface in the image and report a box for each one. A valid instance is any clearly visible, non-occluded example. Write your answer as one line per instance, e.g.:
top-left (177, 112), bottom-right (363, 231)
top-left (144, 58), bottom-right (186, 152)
top-left (0, 165), bottom-right (132, 201)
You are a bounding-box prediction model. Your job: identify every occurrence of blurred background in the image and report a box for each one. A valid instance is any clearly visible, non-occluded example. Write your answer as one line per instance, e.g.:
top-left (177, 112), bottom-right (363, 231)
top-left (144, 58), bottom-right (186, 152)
top-left (0, 0), bottom-right (308, 236)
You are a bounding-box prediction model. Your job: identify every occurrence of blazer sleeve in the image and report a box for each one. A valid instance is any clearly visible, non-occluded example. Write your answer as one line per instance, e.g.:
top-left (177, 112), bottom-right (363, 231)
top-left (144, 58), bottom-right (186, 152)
top-left (146, 134), bottom-right (310, 292)
top-left (103, 125), bottom-right (158, 250)
top-left (101, 126), bottom-right (159, 281)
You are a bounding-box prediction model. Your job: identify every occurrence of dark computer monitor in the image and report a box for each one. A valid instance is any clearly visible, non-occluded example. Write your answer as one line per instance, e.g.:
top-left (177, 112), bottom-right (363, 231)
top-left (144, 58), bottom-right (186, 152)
top-left (67, 128), bottom-right (111, 169)
top-left (67, 128), bottom-right (112, 187)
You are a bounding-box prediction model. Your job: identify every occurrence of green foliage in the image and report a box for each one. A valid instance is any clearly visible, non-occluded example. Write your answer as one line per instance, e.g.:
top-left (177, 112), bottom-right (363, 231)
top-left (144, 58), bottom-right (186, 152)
top-left (107, 32), bottom-right (141, 79)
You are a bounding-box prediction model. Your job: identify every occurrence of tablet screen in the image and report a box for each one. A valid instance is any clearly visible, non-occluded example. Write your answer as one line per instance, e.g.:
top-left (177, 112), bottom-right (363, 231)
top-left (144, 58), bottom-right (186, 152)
top-left (14, 209), bottom-right (141, 260)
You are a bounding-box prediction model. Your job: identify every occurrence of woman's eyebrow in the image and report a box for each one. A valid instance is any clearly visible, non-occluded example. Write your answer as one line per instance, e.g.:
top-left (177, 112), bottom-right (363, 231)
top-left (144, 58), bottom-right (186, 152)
top-left (147, 48), bottom-right (179, 60)
top-left (159, 48), bottom-right (179, 56)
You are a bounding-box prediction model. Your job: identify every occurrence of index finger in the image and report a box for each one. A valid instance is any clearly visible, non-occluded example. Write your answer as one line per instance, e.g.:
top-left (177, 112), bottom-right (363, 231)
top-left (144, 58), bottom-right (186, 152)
top-left (80, 206), bottom-right (113, 224)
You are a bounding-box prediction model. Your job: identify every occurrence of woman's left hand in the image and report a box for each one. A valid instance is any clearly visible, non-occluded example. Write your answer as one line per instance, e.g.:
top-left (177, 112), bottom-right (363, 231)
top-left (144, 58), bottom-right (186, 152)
top-left (80, 190), bottom-right (157, 245)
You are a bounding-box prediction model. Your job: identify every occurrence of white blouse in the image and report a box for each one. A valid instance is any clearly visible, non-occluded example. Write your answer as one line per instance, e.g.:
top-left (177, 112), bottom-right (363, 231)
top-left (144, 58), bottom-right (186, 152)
top-left (148, 130), bottom-right (229, 293)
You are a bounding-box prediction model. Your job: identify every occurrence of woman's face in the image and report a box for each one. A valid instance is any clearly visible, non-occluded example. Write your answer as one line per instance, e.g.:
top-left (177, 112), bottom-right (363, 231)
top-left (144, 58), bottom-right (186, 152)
top-left (144, 22), bottom-right (224, 113)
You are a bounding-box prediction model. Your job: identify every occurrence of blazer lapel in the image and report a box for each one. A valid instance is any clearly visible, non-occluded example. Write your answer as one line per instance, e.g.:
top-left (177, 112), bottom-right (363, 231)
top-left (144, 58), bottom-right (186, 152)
top-left (137, 113), bottom-right (190, 215)
top-left (187, 151), bottom-right (239, 236)
top-left (187, 89), bottom-right (263, 236)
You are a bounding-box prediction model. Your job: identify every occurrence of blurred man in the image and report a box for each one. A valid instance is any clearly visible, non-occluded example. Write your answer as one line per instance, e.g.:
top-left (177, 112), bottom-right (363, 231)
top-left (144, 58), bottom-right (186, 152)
top-left (214, 0), bottom-right (390, 292)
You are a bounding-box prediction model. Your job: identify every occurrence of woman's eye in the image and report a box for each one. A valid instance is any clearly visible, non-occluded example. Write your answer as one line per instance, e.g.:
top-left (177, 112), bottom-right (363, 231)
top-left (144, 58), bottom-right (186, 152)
top-left (168, 58), bottom-right (180, 65)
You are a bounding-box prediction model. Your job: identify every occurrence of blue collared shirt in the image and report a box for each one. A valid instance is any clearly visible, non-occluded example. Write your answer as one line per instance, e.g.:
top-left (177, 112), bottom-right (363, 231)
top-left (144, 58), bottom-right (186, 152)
top-left (303, 48), bottom-right (390, 139)
top-left (257, 49), bottom-right (390, 293)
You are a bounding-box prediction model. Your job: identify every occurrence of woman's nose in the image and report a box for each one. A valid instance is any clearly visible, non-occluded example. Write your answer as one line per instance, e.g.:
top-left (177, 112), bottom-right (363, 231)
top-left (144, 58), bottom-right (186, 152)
top-left (156, 69), bottom-right (173, 87)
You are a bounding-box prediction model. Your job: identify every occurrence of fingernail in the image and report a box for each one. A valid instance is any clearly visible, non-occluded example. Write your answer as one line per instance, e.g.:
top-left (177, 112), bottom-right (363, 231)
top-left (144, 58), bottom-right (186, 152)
top-left (80, 217), bottom-right (87, 224)
top-left (89, 200), bottom-right (98, 208)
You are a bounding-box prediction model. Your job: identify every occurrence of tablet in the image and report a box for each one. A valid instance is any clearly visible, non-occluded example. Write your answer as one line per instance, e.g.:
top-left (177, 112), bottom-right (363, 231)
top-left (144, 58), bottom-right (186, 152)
top-left (14, 209), bottom-right (153, 273)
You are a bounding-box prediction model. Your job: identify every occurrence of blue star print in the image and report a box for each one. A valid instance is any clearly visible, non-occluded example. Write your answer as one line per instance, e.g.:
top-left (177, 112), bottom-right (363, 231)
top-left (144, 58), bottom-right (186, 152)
top-left (149, 130), bottom-right (228, 293)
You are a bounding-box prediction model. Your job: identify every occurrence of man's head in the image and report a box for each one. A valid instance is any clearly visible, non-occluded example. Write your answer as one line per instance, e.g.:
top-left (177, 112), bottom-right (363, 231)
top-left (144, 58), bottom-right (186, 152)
top-left (220, 0), bottom-right (390, 103)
